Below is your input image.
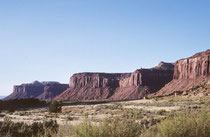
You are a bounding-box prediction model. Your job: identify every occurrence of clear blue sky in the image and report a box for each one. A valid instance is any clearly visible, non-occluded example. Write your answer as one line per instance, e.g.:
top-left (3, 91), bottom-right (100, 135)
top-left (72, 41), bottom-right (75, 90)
top-left (0, 0), bottom-right (210, 96)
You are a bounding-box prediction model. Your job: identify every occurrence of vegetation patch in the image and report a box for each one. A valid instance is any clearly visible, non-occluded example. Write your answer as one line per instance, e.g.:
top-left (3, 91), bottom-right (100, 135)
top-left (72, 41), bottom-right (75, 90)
top-left (0, 117), bottom-right (58, 137)
top-left (71, 116), bottom-right (142, 137)
top-left (141, 109), bottom-right (210, 137)
top-left (0, 98), bottom-right (47, 111)
top-left (49, 100), bottom-right (62, 113)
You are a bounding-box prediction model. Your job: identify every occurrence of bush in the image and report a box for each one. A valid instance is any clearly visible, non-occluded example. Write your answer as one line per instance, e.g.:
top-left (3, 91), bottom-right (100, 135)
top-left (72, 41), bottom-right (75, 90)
top-left (156, 109), bottom-right (167, 116)
top-left (0, 118), bottom-right (59, 137)
top-left (141, 109), bottom-right (210, 137)
top-left (122, 109), bottom-right (144, 119)
top-left (71, 116), bottom-right (142, 137)
top-left (66, 115), bottom-right (74, 121)
top-left (49, 101), bottom-right (61, 113)
top-left (104, 103), bottom-right (123, 110)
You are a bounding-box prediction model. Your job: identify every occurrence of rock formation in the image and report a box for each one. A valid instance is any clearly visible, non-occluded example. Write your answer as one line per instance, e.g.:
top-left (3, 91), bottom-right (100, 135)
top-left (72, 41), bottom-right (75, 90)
top-left (153, 49), bottom-right (210, 97)
top-left (55, 73), bottom-right (130, 100)
top-left (55, 62), bottom-right (174, 100)
top-left (173, 50), bottom-right (210, 79)
top-left (37, 83), bottom-right (69, 100)
top-left (5, 50), bottom-right (210, 100)
top-left (4, 81), bottom-right (69, 100)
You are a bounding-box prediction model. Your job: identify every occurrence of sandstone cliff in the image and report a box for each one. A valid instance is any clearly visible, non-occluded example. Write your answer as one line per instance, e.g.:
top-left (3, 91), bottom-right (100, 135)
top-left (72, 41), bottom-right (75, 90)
top-left (4, 81), bottom-right (69, 100)
top-left (154, 49), bottom-right (210, 97)
top-left (174, 50), bottom-right (210, 79)
top-left (55, 73), bottom-right (129, 100)
top-left (5, 50), bottom-right (210, 100)
top-left (37, 83), bottom-right (69, 100)
top-left (55, 62), bottom-right (174, 100)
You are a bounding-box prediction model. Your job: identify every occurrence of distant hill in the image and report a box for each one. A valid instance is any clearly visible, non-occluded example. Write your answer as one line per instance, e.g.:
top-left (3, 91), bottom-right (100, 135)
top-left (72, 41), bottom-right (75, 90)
top-left (4, 81), bottom-right (69, 100)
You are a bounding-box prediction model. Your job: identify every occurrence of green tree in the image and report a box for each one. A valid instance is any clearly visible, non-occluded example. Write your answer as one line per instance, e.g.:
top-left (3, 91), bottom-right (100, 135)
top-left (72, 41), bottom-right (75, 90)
top-left (49, 101), bottom-right (61, 113)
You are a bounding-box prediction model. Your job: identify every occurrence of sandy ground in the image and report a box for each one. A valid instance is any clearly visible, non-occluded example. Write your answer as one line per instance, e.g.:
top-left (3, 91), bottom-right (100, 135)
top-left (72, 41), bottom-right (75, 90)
top-left (123, 105), bottom-right (180, 111)
top-left (0, 95), bottom-right (209, 125)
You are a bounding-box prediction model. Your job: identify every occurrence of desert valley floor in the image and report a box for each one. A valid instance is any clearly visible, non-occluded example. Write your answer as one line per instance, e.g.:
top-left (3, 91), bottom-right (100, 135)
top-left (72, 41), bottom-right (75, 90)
top-left (0, 92), bottom-right (209, 136)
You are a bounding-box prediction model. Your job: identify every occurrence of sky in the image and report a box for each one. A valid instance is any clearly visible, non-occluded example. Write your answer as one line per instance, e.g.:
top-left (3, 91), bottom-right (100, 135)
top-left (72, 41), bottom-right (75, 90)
top-left (0, 0), bottom-right (210, 96)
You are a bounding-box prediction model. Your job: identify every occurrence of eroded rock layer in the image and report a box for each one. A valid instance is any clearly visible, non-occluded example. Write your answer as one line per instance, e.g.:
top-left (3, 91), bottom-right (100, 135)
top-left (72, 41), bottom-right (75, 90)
top-left (38, 83), bottom-right (69, 100)
top-left (4, 81), bottom-right (69, 100)
top-left (174, 50), bottom-right (210, 79)
top-left (154, 49), bottom-right (210, 97)
top-left (55, 62), bottom-right (174, 100)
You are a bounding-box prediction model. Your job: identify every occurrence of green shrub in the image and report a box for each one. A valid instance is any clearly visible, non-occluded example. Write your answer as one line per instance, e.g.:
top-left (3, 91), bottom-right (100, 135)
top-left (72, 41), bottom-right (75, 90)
top-left (104, 103), bottom-right (123, 110)
top-left (49, 101), bottom-right (61, 113)
top-left (156, 109), bottom-right (166, 116)
top-left (72, 116), bottom-right (142, 137)
top-left (43, 119), bottom-right (59, 136)
top-left (141, 109), bottom-right (210, 137)
top-left (66, 115), bottom-right (74, 121)
top-left (122, 109), bottom-right (144, 119)
top-left (0, 118), bottom-right (58, 137)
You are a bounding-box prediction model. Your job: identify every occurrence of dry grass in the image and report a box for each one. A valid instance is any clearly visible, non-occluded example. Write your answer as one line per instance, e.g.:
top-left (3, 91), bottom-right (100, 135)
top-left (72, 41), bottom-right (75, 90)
top-left (0, 94), bottom-right (209, 137)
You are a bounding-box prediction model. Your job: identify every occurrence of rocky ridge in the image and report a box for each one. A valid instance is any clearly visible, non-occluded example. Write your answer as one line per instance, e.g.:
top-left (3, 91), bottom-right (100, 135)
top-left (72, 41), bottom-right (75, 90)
top-left (153, 49), bottom-right (210, 97)
top-left (5, 50), bottom-right (209, 101)
top-left (55, 62), bottom-right (174, 100)
top-left (4, 81), bottom-right (69, 100)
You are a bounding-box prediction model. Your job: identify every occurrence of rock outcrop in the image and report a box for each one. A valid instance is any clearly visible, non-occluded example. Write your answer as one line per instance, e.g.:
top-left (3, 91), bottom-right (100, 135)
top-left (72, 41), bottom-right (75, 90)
top-left (55, 62), bottom-right (174, 100)
top-left (38, 83), bottom-right (69, 100)
top-left (4, 81), bottom-right (68, 100)
top-left (154, 49), bottom-right (210, 97)
top-left (174, 50), bottom-right (210, 79)
top-left (5, 50), bottom-right (210, 100)
top-left (55, 73), bottom-right (130, 100)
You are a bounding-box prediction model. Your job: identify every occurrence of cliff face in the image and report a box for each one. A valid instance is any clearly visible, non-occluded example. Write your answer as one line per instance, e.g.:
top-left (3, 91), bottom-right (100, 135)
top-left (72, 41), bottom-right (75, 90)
top-left (5, 62), bottom-right (173, 101)
top-left (174, 50), bottom-right (210, 79)
top-left (4, 81), bottom-right (68, 100)
top-left (5, 50), bottom-right (210, 100)
top-left (110, 63), bottom-right (174, 100)
top-left (55, 62), bottom-right (174, 100)
top-left (69, 73), bottom-right (125, 89)
top-left (154, 50), bottom-right (210, 97)
top-left (37, 84), bottom-right (69, 100)
top-left (55, 73), bottom-right (129, 100)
